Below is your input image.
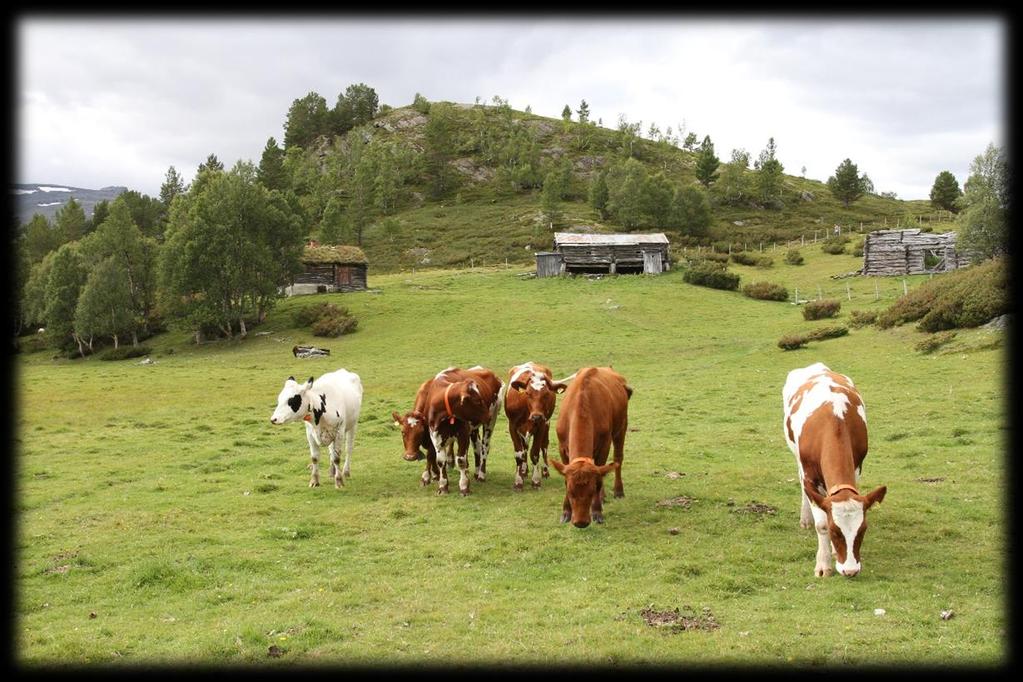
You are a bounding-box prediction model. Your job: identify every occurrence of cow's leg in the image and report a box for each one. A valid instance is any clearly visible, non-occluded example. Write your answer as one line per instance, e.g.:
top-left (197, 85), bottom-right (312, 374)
top-left (341, 425), bottom-right (355, 481)
top-left (422, 448), bottom-right (437, 487)
top-left (610, 428), bottom-right (625, 499)
top-left (305, 427), bottom-right (321, 487)
top-left (478, 403), bottom-right (499, 481)
top-left (329, 442), bottom-right (344, 488)
top-left (560, 494), bottom-right (571, 524)
top-left (529, 424), bottom-right (546, 488)
top-left (456, 430), bottom-right (471, 496)
top-left (811, 504), bottom-right (833, 577)
top-left (509, 422), bottom-right (528, 491)
top-left (471, 427), bottom-right (485, 482)
top-left (800, 492), bottom-right (814, 529)
top-left (592, 486), bottom-right (606, 524)
top-left (430, 429), bottom-right (449, 495)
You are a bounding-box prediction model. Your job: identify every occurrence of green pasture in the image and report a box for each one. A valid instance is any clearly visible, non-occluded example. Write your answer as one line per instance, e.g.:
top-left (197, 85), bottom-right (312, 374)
top-left (15, 247), bottom-right (1005, 666)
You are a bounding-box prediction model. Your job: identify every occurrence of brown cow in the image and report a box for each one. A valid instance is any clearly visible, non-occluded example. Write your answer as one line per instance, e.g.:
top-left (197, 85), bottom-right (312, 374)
top-left (424, 366), bottom-right (503, 496)
top-left (783, 362), bottom-right (887, 577)
top-left (504, 362), bottom-right (570, 490)
top-left (392, 379), bottom-right (440, 487)
top-left (547, 367), bottom-right (631, 527)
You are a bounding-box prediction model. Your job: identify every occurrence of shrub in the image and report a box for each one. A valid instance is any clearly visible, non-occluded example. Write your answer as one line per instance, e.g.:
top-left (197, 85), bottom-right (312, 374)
top-left (849, 310), bottom-right (878, 328)
top-left (699, 252), bottom-right (730, 263)
top-left (731, 252), bottom-right (774, 268)
top-left (876, 258), bottom-right (1007, 331)
top-left (851, 239), bottom-right (865, 257)
top-left (294, 302), bottom-right (359, 338)
top-left (99, 345), bottom-right (152, 361)
top-left (821, 239), bottom-right (847, 255)
top-left (778, 334), bottom-right (808, 350)
top-left (915, 331), bottom-right (957, 354)
top-left (802, 299), bottom-right (841, 320)
top-left (293, 302), bottom-right (336, 328)
top-left (805, 325), bottom-right (849, 341)
top-left (312, 313), bottom-right (359, 338)
top-left (785, 249), bottom-right (804, 265)
top-left (14, 335), bottom-right (49, 354)
top-left (742, 281), bottom-right (789, 301)
top-left (683, 261), bottom-right (741, 291)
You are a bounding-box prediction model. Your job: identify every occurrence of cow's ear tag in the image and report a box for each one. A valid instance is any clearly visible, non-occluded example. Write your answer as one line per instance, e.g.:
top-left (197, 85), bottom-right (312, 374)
top-left (448, 417), bottom-right (456, 425)
top-left (393, 420), bottom-right (400, 427)
top-left (517, 386), bottom-right (525, 393)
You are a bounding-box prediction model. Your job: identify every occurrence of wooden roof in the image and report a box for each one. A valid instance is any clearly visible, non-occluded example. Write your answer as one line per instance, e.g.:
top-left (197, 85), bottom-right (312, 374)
top-left (302, 244), bottom-right (368, 264)
top-left (554, 232), bottom-right (669, 246)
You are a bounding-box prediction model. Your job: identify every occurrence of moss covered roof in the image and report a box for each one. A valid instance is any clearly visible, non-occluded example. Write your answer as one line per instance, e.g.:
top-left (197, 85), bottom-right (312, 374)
top-left (302, 244), bottom-right (368, 264)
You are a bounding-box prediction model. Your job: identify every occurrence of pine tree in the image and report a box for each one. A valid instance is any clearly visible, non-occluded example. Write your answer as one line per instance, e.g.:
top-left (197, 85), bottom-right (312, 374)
top-left (561, 105), bottom-right (572, 121)
top-left (257, 138), bottom-right (288, 191)
top-left (577, 99), bottom-right (590, 124)
top-left (694, 136), bottom-right (720, 187)
top-left (55, 198), bottom-right (87, 244)
top-left (929, 170), bottom-right (962, 212)
top-left (671, 186), bottom-right (712, 236)
top-left (160, 166), bottom-right (186, 207)
top-left (284, 91), bottom-right (330, 148)
top-left (755, 137), bottom-right (785, 206)
top-left (826, 158), bottom-right (869, 208)
top-left (588, 170), bottom-right (610, 219)
top-left (423, 102), bottom-right (459, 199)
top-left (23, 214), bottom-right (61, 263)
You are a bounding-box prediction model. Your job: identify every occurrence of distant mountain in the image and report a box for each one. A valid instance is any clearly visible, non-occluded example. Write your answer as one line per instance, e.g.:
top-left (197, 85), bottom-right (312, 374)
top-left (12, 183), bottom-right (129, 226)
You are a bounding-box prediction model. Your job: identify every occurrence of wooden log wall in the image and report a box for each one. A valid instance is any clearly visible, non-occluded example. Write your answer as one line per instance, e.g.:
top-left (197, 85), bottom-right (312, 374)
top-left (861, 229), bottom-right (969, 276)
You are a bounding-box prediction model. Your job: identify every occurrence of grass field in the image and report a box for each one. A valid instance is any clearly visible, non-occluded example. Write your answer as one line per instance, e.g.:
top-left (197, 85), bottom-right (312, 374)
top-left (14, 247), bottom-right (1006, 667)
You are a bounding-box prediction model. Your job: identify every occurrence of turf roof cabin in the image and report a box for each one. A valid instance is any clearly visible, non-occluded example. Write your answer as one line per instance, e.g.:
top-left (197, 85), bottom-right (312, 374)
top-left (537, 232), bottom-right (671, 277)
top-left (285, 242), bottom-right (368, 295)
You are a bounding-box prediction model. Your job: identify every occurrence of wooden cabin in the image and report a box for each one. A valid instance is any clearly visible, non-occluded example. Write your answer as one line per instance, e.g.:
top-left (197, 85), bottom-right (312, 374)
top-left (861, 229), bottom-right (970, 276)
top-left (536, 232), bottom-right (670, 277)
top-left (285, 242), bottom-right (368, 295)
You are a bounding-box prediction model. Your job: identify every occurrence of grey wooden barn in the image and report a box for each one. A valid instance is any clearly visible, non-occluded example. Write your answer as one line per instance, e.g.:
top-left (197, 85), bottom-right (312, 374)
top-left (536, 232), bottom-right (671, 277)
top-left (285, 243), bottom-right (368, 295)
top-left (861, 229), bottom-right (970, 276)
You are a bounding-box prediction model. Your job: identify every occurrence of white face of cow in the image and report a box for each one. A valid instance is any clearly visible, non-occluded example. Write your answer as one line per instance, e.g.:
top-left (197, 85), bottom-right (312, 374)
top-left (829, 499), bottom-right (866, 576)
top-left (270, 376), bottom-right (314, 425)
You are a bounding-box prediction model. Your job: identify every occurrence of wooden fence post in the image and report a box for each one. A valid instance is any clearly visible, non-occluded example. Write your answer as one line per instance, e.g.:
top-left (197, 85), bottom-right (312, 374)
top-left (874, 279), bottom-right (879, 301)
top-left (817, 285), bottom-right (822, 300)
top-left (846, 282), bottom-right (851, 301)
top-left (903, 278), bottom-right (908, 296)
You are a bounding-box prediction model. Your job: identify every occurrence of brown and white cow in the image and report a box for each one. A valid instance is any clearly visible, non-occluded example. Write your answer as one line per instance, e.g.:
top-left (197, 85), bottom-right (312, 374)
top-left (392, 379), bottom-right (440, 487)
top-left (783, 362), bottom-right (887, 577)
top-left (547, 367), bottom-right (631, 527)
top-left (504, 362), bottom-right (571, 490)
top-left (423, 366), bottom-right (503, 496)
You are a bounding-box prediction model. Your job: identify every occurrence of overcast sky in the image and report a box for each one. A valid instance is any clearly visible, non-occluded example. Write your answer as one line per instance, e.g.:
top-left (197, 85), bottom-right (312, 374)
top-left (17, 16), bottom-right (1006, 200)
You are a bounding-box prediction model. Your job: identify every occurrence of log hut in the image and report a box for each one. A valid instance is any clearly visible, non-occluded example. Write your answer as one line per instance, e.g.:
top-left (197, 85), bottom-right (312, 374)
top-left (861, 229), bottom-right (970, 277)
top-left (536, 232), bottom-right (671, 277)
top-left (285, 242), bottom-right (368, 295)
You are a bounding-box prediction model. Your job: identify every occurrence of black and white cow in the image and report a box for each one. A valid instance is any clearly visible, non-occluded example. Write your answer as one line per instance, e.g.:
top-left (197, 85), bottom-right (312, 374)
top-left (270, 369), bottom-right (363, 489)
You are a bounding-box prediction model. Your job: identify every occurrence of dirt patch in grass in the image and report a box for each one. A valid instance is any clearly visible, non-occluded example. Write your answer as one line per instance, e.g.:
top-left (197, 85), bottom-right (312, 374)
top-left (640, 606), bottom-right (720, 632)
top-left (732, 501), bottom-right (777, 517)
top-left (657, 496), bottom-right (693, 509)
top-left (916, 477), bottom-right (946, 484)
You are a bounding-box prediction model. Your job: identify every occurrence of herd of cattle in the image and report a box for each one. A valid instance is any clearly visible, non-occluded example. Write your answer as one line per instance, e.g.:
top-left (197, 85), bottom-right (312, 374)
top-left (270, 361), bottom-right (886, 577)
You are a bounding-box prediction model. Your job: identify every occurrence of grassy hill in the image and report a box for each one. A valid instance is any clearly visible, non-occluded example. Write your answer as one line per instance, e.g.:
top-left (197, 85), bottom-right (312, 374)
top-left (15, 246), bottom-right (1004, 665)
top-left (308, 103), bottom-right (957, 274)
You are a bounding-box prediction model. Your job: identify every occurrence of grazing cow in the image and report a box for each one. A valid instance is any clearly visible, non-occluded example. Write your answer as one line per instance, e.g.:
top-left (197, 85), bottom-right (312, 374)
top-left (423, 366), bottom-right (503, 496)
top-left (392, 379), bottom-right (441, 487)
top-left (270, 369), bottom-right (363, 489)
top-left (504, 362), bottom-right (571, 490)
top-left (783, 362), bottom-right (887, 577)
top-left (548, 367), bottom-right (631, 527)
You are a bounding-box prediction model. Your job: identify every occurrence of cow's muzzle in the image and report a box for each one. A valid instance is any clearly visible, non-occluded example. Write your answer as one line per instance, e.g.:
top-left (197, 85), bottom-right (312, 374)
top-left (403, 451), bottom-right (424, 462)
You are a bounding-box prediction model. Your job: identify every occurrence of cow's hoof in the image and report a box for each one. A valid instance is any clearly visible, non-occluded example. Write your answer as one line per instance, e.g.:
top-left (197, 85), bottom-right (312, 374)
top-left (559, 512), bottom-right (571, 524)
top-left (475, 474), bottom-right (486, 482)
top-left (309, 480), bottom-right (319, 488)
top-left (815, 566), bottom-right (833, 577)
top-left (437, 486), bottom-right (449, 496)
top-left (542, 469), bottom-right (550, 479)
top-left (531, 480), bottom-right (542, 489)
top-left (594, 513), bottom-right (605, 524)
top-left (460, 489), bottom-right (470, 497)
top-left (513, 482), bottom-right (523, 491)
top-left (800, 520), bottom-right (813, 530)
top-left (613, 489), bottom-right (624, 499)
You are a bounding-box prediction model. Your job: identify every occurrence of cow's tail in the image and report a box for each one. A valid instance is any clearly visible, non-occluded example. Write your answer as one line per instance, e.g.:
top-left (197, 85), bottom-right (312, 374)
top-left (555, 372), bottom-right (578, 385)
top-left (497, 380), bottom-right (508, 409)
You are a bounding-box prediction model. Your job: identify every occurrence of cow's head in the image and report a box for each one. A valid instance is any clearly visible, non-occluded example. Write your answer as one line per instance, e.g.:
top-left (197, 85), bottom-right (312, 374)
top-left (548, 457), bottom-right (619, 528)
top-left (270, 376), bottom-right (314, 425)
top-left (510, 372), bottom-right (567, 435)
top-left (803, 480), bottom-right (887, 577)
top-left (392, 410), bottom-right (428, 461)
